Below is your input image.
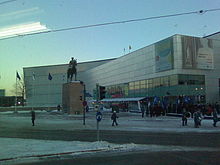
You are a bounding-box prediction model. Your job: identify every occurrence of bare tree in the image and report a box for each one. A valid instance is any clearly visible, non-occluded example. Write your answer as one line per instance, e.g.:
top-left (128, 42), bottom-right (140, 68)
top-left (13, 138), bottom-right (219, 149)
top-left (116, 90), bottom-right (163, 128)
top-left (11, 74), bottom-right (30, 106)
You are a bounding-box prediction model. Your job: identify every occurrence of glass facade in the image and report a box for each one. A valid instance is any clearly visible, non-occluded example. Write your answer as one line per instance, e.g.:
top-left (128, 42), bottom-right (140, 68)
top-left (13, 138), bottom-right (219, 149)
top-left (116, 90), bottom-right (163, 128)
top-left (105, 74), bottom-right (205, 98)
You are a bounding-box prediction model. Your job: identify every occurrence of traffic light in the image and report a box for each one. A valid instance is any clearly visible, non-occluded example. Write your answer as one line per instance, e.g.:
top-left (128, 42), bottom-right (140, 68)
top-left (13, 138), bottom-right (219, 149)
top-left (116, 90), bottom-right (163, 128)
top-left (99, 86), bottom-right (106, 100)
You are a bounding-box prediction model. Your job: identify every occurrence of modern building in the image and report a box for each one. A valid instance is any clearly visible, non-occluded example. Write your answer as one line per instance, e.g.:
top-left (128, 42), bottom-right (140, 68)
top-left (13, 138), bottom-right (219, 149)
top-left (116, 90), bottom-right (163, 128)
top-left (23, 59), bottom-right (116, 107)
top-left (23, 33), bottom-right (220, 108)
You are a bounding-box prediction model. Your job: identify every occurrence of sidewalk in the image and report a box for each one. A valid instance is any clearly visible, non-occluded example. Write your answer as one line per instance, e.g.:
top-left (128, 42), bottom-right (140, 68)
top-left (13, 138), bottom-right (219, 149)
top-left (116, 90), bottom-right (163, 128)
top-left (0, 110), bottom-right (219, 133)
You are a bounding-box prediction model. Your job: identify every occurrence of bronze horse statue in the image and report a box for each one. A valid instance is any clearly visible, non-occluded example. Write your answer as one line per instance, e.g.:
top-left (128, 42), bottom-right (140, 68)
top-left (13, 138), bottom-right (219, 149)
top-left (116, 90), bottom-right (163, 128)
top-left (67, 58), bottom-right (77, 82)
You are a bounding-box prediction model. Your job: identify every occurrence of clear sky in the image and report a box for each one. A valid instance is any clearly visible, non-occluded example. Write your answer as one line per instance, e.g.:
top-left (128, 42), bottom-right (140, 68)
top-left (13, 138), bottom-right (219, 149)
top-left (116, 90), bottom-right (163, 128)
top-left (0, 0), bottom-right (220, 96)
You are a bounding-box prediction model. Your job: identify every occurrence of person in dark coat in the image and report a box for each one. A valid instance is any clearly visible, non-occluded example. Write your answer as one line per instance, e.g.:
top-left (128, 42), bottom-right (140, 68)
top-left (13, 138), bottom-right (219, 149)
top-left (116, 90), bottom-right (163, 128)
top-left (31, 110), bottom-right (35, 126)
top-left (150, 105), bottom-right (153, 117)
top-left (213, 109), bottom-right (218, 127)
top-left (86, 105), bottom-right (89, 112)
top-left (141, 108), bottom-right (145, 118)
top-left (182, 108), bottom-right (188, 126)
top-left (111, 111), bottom-right (118, 126)
top-left (57, 104), bottom-right (61, 111)
top-left (215, 102), bottom-right (219, 114)
top-left (194, 110), bottom-right (202, 128)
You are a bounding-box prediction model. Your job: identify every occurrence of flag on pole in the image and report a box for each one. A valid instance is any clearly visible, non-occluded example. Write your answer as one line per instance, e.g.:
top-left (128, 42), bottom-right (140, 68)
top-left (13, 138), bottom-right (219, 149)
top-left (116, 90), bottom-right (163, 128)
top-left (32, 72), bottom-right (36, 80)
top-left (48, 73), bottom-right (52, 80)
top-left (16, 71), bottom-right (21, 80)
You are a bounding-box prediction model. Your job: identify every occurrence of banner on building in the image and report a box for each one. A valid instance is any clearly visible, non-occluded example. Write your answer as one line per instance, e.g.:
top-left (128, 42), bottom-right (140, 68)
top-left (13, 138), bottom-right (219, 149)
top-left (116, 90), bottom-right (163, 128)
top-left (155, 37), bottom-right (174, 72)
top-left (182, 36), bottom-right (214, 69)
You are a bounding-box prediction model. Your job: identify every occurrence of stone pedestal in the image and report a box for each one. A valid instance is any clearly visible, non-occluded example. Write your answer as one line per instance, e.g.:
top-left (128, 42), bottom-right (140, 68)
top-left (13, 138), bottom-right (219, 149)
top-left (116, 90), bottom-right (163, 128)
top-left (62, 81), bottom-right (84, 114)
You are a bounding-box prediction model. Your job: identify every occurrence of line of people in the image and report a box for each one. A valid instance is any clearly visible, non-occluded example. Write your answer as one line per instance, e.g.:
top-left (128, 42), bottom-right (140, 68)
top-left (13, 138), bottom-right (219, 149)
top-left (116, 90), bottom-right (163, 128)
top-left (141, 103), bottom-right (219, 128)
top-left (192, 108), bottom-right (219, 128)
top-left (182, 104), bottom-right (219, 128)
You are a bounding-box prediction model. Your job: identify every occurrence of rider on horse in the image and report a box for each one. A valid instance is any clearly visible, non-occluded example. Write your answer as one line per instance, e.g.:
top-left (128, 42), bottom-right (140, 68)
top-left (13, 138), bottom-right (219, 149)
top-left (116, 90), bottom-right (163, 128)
top-left (67, 57), bottom-right (77, 82)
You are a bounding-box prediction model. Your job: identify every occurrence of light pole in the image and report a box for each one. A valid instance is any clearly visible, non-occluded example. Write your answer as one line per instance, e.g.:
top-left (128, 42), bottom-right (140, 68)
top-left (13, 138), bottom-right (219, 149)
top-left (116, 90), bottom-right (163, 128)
top-left (83, 82), bottom-right (86, 125)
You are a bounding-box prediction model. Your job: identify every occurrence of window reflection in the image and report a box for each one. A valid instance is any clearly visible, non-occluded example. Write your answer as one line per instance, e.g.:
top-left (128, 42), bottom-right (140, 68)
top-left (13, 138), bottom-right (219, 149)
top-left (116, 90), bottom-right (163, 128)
top-left (103, 74), bottom-right (205, 98)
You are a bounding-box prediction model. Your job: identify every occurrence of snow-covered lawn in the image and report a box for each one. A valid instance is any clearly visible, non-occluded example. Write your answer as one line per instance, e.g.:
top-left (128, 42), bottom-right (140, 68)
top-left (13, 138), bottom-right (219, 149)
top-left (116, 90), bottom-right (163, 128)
top-left (1, 138), bottom-right (219, 165)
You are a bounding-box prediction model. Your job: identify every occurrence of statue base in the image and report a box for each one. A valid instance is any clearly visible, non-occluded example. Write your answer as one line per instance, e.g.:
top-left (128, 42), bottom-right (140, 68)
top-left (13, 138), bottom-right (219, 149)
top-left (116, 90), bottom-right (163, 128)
top-left (62, 81), bottom-right (84, 114)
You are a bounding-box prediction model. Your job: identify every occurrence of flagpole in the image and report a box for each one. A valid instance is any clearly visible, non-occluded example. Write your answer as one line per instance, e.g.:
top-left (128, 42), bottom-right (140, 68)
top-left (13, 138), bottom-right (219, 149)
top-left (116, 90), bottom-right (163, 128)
top-left (15, 71), bottom-right (17, 113)
top-left (48, 80), bottom-right (50, 111)
top-left (32, 75), bottom-right (34, 111)
top-left (48, 73), bottom-right (52, 111)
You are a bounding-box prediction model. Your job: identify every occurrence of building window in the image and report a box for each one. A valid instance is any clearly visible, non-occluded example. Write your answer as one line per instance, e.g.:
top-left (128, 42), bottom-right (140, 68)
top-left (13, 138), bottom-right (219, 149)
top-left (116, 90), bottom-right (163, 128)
top-left (129, 82), bottom-right (134, 90)
top-left (153, 77), bottom-right (161, 88)
top-left (169, 75), bottom-right (178, 86)
top-left (161, 76), bottom-right (169, 86)
top-left (140, 80), bottom-right (146, 89)
top-left (148, 79), bottom-right (153, 89)
top-left (178, 74), bottom-right (205, 85)
top-left (178, 74), bottom-right (187, 85)
top-left (134, 81), bottom-right (140, 90)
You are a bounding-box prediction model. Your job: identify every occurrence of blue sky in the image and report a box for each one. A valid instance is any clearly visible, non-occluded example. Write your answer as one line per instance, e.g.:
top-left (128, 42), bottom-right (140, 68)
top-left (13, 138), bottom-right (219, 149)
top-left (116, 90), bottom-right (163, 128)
top-left (0, 0), bottom-right (220, 95)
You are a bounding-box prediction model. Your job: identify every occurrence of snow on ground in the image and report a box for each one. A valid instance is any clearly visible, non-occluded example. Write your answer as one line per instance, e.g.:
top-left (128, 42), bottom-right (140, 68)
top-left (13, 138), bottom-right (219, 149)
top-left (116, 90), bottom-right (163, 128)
top-left (0, 137), bottom-right (219, 165)
top-left (0, 138), bottom-right (129, 160)
top-left (0, 110), bottom-right (220, 133)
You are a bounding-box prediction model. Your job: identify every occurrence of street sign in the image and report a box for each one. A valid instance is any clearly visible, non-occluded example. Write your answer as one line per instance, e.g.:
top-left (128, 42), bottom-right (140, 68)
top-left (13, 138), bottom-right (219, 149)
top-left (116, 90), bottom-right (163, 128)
top-left (96, 111), bottom-right (102, 122)
top-left (96, 111), bottom-right (102, 141)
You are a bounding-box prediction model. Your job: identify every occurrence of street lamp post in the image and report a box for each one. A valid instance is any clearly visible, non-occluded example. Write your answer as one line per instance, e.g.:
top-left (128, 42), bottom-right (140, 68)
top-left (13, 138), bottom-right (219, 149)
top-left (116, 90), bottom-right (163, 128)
top-left (83, 83), bottom-right (86, 125)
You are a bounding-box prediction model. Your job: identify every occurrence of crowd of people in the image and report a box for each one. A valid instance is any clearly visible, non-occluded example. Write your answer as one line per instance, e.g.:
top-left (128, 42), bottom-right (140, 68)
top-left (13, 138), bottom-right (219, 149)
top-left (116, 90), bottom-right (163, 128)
top-left (142, 102), bottom-right (219, 117)
top-left (141, 102), bottom-right (219, 128)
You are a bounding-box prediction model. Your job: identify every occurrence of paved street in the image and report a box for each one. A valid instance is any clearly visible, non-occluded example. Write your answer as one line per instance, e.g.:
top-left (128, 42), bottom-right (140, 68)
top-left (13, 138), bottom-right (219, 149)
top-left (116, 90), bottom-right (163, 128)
top-left (17, 151), bottom-right (220, 165)
top-left (1, 129), bottom-right (220, 148)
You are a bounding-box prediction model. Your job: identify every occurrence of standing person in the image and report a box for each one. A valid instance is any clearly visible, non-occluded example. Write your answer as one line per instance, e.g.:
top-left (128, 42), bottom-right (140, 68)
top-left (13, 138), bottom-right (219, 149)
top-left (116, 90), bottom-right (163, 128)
top-left (145, 102), bottom-right (149, 117)
top-left (194, 110), bottom-right (202, 128)
top-left (141, 107), bottom-right (145, 118)
top-left (207, 104), bottom-right (213, 116)
top-left (194, 111), bottom-right (199, 128)
top-left (31, 110), bottom-right (35, 126)
top-left (215, 102), bottom-right (220, 114)
top-left (149, 102), bottom-right (153, 117)
top-left (213, 108), bottom-right (218, 127)
top-left (197, 105), bottom-right (203, 126)
top-left (182, 108), bottom-right (188, 126)
top-left (111, 111), bottom-right (118, 126)
top-left (86, 105), bottom-right (89, 112)
top-left (57, 104), bottom-right (61, 111)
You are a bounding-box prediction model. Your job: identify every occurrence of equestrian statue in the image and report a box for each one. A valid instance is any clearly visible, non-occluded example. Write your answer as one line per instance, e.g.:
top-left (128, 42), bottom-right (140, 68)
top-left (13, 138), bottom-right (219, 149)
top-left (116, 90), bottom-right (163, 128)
top-left (67, 57), bottom-right (77, 82)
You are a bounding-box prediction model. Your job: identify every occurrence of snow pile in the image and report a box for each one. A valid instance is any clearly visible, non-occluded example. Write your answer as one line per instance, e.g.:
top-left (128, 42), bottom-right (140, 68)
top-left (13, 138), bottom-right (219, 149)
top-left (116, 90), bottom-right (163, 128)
top-left (0, 138), bottom-right (137, 160)
top-left (1, 138), bottom-right (219, 160)
top-left (0, 111), bottom-right (17, 114)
